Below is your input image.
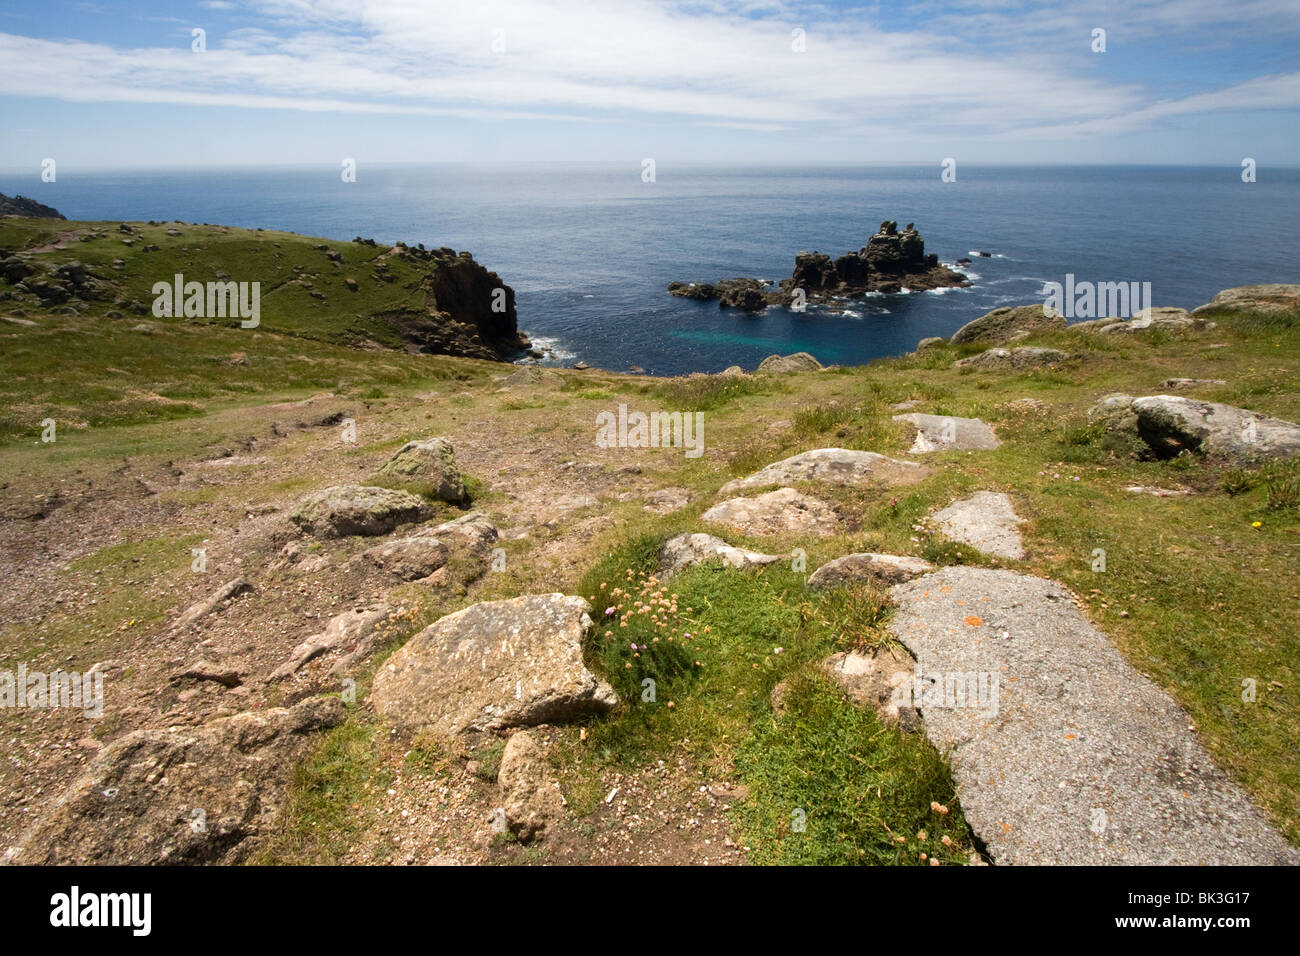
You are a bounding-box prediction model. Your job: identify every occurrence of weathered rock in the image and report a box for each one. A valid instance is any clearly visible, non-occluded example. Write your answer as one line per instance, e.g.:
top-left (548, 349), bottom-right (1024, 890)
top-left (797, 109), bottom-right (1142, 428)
top-left (289, 485), bottom-right (433, 538)
top-left (1160, 378), bottom-right (1226, 389)
top-left (915, 336), bottom-right (944, 351)
top-left (1091, 394), bottom-right (1300, 463)
top-left (808, 553), bottom-right (935, 588)
top-left (269, 604), bottom-right (393, 681)
top-left (170, 578), bottom-right (253, 633)
top-left (756, 352), bottom-right (823, 375)
top-left (888, 567), bottom-right (1300, 864)
top-left (370, 594), bottom-right (618, 736)
top-left (3, 697), bottom-right (345, 865)
top-left (702, 487), bottom-right (840, 537)
top-left (643, 487), bottom-right (691, 515)
top-left (1191, 284), bottom-right (1300, 317)
top-left (822, 646), bottom-right (921, 731)
top-left (1095, 307), bottom-right (1204, 334)
top-left (658, 533), bottom-right (782, 576)
top-left (362, 536), bottom-right (449, 581)
top-left (376, 437), bottom-right (466, 502)
top-left (667, 281), bottom-right (718, 300)
top-left (411, 511), bottom-right (498, 555)
top-left (893, 413), bottom-right (1000, 453)
top-left (720, 448), bottom-right (929, 494)
top-left (932, 492), bottom-right (1025, 559)
top-left (498, 730), bottom-right (565, 842)
top-left (953, 347), bottom-right (1068, 371)
top-left (950, 304), bottom-right (1065, 344)
top-left (716, 278), bottom-right (770, 311)
top-left (718, 365), bottom-right (747, 377)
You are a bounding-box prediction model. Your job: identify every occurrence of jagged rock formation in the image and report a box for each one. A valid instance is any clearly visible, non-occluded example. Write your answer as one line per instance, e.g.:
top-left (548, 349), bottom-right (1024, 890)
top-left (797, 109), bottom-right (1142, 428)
top-left (373, 244), bottom-right (529, 360)
top-left (0, 192), bottom-right (64, 219)
top-left (669, 221), bottom-right (968, 311)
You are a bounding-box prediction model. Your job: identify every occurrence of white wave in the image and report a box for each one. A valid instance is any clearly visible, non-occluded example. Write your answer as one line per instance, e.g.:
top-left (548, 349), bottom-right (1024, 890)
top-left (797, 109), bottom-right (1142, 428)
top-left (840, 309), bottom-right (862, 318)
top-left (517, 334), bottom-right (578, 363)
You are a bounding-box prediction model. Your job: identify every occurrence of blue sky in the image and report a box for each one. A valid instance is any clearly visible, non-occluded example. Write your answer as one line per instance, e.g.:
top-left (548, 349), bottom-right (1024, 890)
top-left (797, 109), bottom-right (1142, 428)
top-left (1, 0), bottom-right (1297, 169)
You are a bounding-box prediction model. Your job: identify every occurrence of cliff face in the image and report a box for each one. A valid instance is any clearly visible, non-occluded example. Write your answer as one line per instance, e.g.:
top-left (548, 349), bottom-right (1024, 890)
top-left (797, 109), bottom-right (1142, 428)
top-left (0, 193), bottom-right (65, 219)
top-left (374, 244), bottom-right (527, 361)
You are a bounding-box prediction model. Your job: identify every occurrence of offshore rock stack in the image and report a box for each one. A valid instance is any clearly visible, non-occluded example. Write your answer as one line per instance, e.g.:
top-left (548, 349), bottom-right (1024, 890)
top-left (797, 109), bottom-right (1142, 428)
top-left (669, 220), bottom-right (969, 312)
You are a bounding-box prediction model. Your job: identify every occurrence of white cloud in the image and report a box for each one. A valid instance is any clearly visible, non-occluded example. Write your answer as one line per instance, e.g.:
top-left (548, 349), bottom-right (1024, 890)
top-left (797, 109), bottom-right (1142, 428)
top-left (0, 0), bottom-right (1296, 143)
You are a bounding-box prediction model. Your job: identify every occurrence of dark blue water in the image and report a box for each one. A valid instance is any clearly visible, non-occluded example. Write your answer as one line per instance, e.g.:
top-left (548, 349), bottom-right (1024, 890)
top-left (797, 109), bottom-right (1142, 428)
top-left (5, 164), bottom-right (1298, 376)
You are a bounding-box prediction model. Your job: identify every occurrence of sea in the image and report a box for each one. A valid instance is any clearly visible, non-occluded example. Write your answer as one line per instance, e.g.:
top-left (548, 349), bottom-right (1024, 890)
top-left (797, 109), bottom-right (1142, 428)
top-left (4, 163), bottom-right (1298, 377)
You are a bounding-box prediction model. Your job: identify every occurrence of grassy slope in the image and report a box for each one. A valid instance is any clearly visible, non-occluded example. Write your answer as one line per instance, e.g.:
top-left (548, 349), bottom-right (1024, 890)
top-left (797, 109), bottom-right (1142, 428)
top-left (2, 217), bottom-right (1297, 862)
top-left (0, 217), bottom-right (477, 441)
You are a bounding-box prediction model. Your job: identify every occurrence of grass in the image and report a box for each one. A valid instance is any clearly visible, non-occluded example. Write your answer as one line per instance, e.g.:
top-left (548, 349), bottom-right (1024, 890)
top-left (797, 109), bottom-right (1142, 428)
top-left (558, 532), bottom-right (981, 863)
top-left (6, 215), bottom-right (1299, 861)
top-left (252, 713), bottom-right (394, 864)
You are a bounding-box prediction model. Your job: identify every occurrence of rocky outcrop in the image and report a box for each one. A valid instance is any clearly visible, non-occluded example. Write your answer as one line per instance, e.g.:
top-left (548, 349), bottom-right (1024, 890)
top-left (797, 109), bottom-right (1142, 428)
top-left (949, 304), bottom-right (1065, 344)
top-left (702, 487), bottom-right (840, 537)
top-left (361, 536), bottom-right (450, 581)
top-left (808, 553), bottom-right (935, 588)
top-left (1076, 307), bottom-right (1206, 335)
top-left (169, 578), bottom-right (253, 633)
top-left (377, 437), bottom-right (466, 502)
top-left (756, 352), bottom-right (823, 374)
top-left (4, 697), bottom-right (346, 865)
top-left (667, 278), bottom-right (771, 312)
top-left (370, 594), bottom-right (618, 736)
top-left (269, 604), bottom-right (394, 681)
top-left (498, 730), bottom-right (565, 842)
top-left (0, 192), bottom-right (64, 219)
top-left (822, 647), bottom-right (922, 732)
top-left (1191, 284), bottom-right (1300, 317)
top-left (374, 245), bottom-right (528, 361)
top-left (289, 485), bottom-right (433, 538)
top-left (931, 491), bottom-right (1025, 559)
top-left (669, 222), bottom-right (967, 310)
top-left (720, 448), bottom-right (930, 494)
top-left (1091, 394), bottom-right (1300, 464)
top-left (953, 347), bottom-right (1068, 371)
top-left (888, 567), bottom-right (1300, 864)
top-left (893, 413), bottom-right (1000, 453)
top-left (658, 533), bottom-right (782, 576)
top-left (362, 512), bottom-right (498, 582)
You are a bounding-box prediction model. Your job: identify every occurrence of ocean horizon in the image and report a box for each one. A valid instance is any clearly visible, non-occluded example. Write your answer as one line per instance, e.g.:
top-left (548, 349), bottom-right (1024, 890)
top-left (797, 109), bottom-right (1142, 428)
top-left (6, 162), bottom-right (1298, 376)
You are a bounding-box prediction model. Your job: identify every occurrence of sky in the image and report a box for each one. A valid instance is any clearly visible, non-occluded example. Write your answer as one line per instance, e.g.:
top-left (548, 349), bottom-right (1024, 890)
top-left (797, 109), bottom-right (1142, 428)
top-left (0, 0), bottom-right (1297, 169)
